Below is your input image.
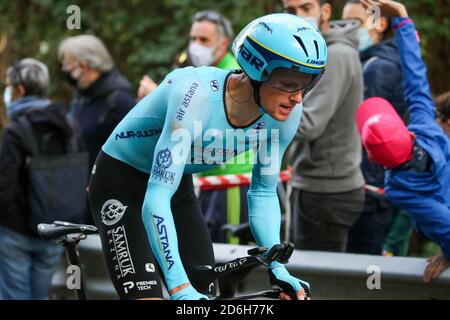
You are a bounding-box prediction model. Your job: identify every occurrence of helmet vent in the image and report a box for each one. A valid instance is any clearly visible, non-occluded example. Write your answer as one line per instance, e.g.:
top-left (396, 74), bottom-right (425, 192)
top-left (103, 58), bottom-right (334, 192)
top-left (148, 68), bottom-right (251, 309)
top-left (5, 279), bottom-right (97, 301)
top-left (314, 40), bottom-right (319, 59)
top-left (293, 35), bottom-right (309, 57)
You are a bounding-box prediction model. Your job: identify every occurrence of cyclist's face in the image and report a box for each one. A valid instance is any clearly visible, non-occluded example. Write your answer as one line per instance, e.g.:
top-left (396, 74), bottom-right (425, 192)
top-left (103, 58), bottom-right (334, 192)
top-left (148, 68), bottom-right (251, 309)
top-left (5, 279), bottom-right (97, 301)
top-left (260, 69), bottom-right (312, 121)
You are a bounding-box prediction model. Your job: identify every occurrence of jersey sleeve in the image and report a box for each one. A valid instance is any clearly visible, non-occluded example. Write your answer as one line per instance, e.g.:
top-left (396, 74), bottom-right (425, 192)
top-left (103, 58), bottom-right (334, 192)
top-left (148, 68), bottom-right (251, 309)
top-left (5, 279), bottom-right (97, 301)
top-left (247, 107), bottom-right (301, 262)
top-left (140, 75), bottom-right (210, 292)
top-left (386, 185), bottom-right (450, 260)
top-left (393, 18), bottom-right (436, 129)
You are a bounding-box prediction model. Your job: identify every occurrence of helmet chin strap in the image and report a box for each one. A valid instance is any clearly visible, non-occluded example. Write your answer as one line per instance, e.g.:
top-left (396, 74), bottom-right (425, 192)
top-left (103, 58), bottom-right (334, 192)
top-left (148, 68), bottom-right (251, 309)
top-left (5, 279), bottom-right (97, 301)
top-left (250, 79), bottom-right (266, 114)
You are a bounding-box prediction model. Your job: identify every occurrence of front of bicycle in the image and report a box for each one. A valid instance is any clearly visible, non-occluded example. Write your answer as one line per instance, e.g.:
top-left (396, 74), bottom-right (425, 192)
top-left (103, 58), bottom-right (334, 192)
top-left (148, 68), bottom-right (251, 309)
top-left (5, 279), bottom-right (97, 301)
top-left (38, 221), bottom-right (309, 301)
top-left (187, 242), bottom-right (310, 300)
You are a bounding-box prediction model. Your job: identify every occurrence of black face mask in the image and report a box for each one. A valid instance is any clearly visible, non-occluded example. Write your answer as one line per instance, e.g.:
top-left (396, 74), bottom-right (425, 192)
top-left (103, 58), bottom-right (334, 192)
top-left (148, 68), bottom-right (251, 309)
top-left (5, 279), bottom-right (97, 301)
top-left (61, 70), bottom-right (79, 87)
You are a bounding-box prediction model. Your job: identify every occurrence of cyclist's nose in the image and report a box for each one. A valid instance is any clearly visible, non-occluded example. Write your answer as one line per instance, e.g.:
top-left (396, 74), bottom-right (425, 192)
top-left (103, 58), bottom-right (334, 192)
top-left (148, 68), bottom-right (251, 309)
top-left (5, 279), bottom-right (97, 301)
top-left (289, 91), bottom-right (303, 104)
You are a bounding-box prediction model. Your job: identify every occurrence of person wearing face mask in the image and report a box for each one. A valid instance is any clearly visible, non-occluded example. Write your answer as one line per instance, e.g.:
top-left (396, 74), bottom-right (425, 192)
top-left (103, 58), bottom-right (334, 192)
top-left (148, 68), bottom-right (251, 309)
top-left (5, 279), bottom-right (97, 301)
top-left (283, 0), bottom-right (365, 252)
top-left (343, 0), bottom-right (411, 256)
top-left (137, 11), bottom-right (238, 100)
top-left (58, 35), bottom-right (135, 172)
top-left (187, 11), bottom-right (238, 69)
top-left (0, 58), bottom-right (72, 299)
top-left (58, 35), bottom-right (135, 225)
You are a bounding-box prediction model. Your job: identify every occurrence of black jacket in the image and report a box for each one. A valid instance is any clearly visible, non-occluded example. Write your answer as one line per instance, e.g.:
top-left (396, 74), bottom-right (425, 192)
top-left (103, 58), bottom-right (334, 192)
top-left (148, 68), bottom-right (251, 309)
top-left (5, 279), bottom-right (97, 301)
top-left (69, 69), bottom-right (135, 170)
top-left (0, 104), bottom-right (77, 237)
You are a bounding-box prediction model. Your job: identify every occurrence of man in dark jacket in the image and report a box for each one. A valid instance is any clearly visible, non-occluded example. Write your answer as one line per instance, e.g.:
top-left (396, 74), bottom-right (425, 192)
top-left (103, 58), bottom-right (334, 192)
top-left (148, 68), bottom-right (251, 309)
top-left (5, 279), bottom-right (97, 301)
top-left (0, 58), bottom-right (66, 299)
top-left (58, 34), bottom-right (135, 171)
top-left (58, 35), bottom-right (135, 224)
top-left (343, 0), bottom-right (411, 256)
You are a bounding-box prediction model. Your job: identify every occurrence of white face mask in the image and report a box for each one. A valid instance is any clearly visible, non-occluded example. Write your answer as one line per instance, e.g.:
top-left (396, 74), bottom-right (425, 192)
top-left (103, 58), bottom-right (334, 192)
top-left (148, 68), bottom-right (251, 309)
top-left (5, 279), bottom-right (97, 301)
top-left (188, 43), bottom-right (217, 67)
top-left (3, 86), bottom-right (12, 109)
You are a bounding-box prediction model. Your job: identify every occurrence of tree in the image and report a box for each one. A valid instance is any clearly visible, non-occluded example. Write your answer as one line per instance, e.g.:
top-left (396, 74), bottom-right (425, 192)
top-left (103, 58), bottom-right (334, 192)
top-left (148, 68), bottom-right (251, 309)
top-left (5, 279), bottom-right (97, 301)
top-left (0, 0), bottom-right (448, 102)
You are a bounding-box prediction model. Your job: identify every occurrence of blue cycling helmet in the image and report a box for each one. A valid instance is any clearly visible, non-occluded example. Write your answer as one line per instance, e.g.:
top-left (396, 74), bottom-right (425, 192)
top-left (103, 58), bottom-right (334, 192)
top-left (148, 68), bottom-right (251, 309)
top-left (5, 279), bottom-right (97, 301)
top-left (232, 13), bottom-right (327, 102)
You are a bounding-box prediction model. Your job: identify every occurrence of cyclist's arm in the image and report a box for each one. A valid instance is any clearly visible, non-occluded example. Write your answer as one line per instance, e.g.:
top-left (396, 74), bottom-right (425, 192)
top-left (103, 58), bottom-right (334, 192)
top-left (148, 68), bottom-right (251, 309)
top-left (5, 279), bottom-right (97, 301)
top-left (141, 77), bottom-right (209, 294)
top-left (247, 108), bottom-right (301, 255)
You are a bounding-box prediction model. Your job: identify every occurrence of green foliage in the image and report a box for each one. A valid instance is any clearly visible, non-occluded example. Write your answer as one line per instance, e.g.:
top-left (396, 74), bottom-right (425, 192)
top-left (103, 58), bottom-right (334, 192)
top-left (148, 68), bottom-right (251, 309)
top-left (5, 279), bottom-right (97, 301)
top-left (0, 0), bottom-right (449, 101)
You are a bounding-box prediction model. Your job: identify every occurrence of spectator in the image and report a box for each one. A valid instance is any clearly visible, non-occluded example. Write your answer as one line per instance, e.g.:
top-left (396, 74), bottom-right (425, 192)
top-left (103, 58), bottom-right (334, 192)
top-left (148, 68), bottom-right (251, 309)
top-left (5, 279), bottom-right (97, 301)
top-left (58, 35), bottom-right (134, 224)
top-left (343, 0), bottom-right (412, 256)
top-left (137, 10), bottom-right (239, 99)
top-left (0, 58), bottom-right (65, 299)
top-left (58, 34), bottom-right (135, 171)
top-left (357, 0), bottom-right (450, 284)
top-left (284, 0), bottom-right (365, 252)
top-left (435, 91), bottom-right (450, 137)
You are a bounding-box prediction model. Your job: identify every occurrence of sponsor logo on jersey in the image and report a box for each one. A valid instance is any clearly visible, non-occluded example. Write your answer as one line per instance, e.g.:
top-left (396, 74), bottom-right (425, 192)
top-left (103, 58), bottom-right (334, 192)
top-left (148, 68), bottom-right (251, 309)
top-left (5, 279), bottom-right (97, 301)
top-left (135, 280), bottom-right (158, 291)
top-left (115, 128), bottom-right (162, 140)
top-left (107, 226), bottom-right (136, 279)
top-left (123, 280), bottom-right (158, 294)
top-left (153, 215), bottom-right (175, 270)
top-left (253, 121), bottom-right (266, 132)
top-left (176, 82), bottom-right (199, 121)
top-left (123, 281), bottom-right (134, 294)
top-left (145, 263), bottom-right (156, 273)
top-left (156, 148), bottom-right (173, 169)
top-left (152, 148), bottom-right (176, 184)
top-left (210, 80), bottom-right (219, 92)
top-left (101, 199), bottom-right (128, 226)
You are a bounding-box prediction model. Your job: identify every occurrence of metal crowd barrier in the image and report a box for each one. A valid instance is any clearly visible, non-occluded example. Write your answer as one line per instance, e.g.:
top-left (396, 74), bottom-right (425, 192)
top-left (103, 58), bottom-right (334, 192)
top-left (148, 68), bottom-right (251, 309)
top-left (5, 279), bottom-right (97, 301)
top-left (51, 235), bottom-right (450, 300)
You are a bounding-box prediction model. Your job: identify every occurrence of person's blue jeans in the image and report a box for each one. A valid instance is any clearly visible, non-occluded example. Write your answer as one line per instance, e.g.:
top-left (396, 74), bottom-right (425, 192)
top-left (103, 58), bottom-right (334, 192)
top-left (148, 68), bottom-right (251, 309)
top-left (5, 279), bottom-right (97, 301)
top-left (0, 225), bottom-right (63, 300)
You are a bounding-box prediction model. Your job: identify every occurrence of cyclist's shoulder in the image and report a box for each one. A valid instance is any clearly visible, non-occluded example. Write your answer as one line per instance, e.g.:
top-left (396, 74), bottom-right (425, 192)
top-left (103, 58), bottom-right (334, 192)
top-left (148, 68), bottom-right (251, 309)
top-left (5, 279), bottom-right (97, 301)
top-left (165, 66), bottom-right (229, 87)
top-left (163, 67), bottom-right (230, 114)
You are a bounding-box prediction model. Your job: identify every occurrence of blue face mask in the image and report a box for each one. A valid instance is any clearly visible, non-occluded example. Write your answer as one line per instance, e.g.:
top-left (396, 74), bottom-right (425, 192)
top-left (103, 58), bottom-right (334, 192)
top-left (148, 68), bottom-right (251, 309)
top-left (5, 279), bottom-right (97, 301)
top-left (357, 28), bottom-right (374, 52)
top-left (3, 86), bottom-right (12, 109)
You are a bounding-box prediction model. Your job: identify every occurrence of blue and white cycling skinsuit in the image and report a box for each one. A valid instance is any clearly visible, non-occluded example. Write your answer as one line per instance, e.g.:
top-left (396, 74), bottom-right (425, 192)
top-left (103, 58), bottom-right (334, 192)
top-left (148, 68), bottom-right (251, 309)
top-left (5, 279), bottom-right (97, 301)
top-left (88, 66), bottom-right (303, 299)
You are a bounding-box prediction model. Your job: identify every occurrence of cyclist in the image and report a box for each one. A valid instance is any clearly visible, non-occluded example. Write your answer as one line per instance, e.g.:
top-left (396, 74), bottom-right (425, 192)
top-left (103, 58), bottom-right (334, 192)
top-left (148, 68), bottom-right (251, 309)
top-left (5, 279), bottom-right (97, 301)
top-left (88, 13), bottom-right (327, 300)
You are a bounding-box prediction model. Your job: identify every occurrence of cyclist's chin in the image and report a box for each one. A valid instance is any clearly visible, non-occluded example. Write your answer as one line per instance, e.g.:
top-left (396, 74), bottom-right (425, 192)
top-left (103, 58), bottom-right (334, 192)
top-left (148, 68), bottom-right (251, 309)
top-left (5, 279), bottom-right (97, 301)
top-left (269, 106), bottom-right (293, 121)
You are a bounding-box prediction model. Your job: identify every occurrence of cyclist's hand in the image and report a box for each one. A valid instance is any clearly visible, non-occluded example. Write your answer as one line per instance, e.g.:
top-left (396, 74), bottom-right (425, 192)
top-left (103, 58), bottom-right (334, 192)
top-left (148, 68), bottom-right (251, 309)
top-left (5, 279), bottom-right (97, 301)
top-left (170, 284), bottom-right (209, 300)
top-left (268, 265), bottom-right (311, 300)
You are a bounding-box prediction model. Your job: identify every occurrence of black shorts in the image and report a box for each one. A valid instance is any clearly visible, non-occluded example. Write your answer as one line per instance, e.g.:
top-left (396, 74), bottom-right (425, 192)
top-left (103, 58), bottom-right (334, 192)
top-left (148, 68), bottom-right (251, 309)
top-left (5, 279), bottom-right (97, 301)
top-left (88, 151), bottom-right (215, 299)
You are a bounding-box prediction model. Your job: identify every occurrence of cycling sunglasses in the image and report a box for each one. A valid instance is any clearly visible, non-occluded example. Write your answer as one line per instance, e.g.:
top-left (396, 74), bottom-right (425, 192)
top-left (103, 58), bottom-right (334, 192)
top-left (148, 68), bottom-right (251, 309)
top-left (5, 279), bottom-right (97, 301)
top-left (265, 68), bottom-right (324, 95)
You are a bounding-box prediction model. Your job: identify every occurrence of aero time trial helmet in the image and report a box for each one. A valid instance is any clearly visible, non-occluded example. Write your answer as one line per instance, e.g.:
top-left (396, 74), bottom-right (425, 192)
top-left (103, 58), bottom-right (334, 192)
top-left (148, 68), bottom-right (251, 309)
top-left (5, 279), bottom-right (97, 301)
top-left (232, 13), bottom-right (327, 103)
